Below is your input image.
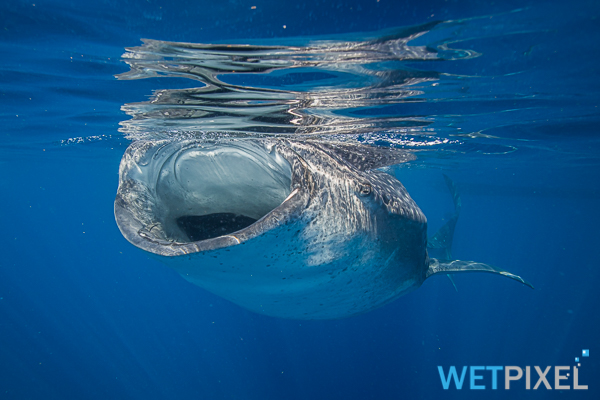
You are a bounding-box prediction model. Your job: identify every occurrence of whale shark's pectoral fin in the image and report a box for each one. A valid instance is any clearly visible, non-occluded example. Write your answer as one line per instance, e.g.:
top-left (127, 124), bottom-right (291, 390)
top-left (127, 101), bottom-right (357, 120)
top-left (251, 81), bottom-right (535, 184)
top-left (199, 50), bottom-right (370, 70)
top-left (426, 175), bottom-right (533, 290)
top-left (426, 258), bottom-right (534, 289)
top-left (311, 141), bottom-right (416, 171)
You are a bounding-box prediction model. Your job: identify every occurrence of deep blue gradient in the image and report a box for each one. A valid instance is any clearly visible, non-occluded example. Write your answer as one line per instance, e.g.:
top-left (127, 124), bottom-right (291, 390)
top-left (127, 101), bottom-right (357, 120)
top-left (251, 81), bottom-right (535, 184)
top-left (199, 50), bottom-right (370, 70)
top-left (1, 1), bottom-right (599, 399)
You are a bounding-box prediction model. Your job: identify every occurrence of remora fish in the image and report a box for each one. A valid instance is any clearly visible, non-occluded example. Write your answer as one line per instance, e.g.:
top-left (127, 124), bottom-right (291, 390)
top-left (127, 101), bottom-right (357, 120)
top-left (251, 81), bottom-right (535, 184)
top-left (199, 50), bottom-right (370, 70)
top-left (114, 139), bottom-right (532, 319)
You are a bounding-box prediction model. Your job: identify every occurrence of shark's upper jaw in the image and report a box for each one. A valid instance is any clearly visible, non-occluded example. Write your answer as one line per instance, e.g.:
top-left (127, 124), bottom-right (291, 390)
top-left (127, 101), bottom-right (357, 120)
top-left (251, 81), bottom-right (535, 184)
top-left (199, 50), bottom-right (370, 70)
top-left (115, 140), bottom-right (295, 254)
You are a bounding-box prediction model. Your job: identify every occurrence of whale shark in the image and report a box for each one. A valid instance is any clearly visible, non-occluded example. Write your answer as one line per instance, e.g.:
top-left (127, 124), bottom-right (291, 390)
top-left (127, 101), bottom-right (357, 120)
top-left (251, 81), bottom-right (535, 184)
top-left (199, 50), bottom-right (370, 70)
top-left (114, 138), bottom-right (532, 319)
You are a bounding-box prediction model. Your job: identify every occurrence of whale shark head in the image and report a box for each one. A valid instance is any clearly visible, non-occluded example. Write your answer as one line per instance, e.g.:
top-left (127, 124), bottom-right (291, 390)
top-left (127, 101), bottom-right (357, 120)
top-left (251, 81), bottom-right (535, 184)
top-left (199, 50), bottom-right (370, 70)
top-left (115, 138), bottom-right (430, 319)
top-left (115, 139), bottom-right (307, 255)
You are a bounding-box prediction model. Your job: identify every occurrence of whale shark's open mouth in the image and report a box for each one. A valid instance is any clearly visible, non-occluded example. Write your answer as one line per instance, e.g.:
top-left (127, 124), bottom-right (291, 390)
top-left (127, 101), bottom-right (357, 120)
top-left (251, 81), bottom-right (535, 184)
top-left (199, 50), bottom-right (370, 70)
top-left (115, 140), bottom-right (294, 253)
top-left (176, 213), bottom-right (259, 242)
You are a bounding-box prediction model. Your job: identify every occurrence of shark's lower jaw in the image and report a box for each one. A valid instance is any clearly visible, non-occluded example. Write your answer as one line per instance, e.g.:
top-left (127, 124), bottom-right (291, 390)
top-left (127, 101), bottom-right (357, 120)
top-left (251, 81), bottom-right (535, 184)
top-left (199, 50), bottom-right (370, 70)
top-left (115, 140), bottom-right (294, 252)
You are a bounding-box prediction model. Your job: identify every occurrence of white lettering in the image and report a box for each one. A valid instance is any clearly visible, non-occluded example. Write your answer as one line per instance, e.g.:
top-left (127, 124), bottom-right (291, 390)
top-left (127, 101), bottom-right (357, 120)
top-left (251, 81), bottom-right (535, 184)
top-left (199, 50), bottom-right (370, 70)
top-left (505, 366), bottom-right (523, 389)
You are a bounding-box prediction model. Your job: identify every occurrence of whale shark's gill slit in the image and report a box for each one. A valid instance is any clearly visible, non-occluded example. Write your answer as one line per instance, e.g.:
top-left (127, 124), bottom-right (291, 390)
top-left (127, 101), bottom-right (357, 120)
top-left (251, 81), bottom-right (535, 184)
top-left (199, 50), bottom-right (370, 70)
top-left (176, 213), bottom-right (258, 242)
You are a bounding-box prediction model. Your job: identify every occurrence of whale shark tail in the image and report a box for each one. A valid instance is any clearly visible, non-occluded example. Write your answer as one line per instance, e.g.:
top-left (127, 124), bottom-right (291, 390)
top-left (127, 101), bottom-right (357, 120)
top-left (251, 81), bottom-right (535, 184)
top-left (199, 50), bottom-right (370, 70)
top-left (427, 174), bottom-right (461, 260)
top-left (426, 175), bottom-right (533, 289)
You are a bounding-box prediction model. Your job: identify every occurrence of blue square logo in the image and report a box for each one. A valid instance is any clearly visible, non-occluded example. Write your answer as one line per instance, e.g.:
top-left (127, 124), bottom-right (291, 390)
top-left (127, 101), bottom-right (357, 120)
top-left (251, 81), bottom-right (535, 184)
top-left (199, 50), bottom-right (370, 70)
top-left (575, 357), bottom-right (579, 362)
top-left (582, 349), bottom-right (589, 357)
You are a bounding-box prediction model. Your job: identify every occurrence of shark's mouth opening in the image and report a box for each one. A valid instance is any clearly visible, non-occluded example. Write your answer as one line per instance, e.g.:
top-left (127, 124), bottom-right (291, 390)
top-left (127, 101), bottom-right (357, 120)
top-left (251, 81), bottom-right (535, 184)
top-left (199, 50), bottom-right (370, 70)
top-left (116, 140), bottom-right (294, 249)
top-left (155, 143), bottom-right (293, 243)
top-left (176, 213), bottom-right (259, 242)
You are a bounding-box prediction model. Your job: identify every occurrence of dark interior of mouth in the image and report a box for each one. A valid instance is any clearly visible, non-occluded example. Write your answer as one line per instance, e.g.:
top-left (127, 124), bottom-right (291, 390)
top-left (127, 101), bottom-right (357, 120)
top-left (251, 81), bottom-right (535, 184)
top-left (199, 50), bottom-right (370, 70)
top-left (176, 213), bottom-right (258, 242)
top-left (148, 143), bottom-right (293, 244)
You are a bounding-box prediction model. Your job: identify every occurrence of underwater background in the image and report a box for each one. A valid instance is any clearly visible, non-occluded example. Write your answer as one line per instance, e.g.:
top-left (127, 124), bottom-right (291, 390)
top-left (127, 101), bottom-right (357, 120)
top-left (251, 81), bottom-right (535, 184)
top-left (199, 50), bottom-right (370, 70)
top-left (1, 0), bottom-right (599, 399)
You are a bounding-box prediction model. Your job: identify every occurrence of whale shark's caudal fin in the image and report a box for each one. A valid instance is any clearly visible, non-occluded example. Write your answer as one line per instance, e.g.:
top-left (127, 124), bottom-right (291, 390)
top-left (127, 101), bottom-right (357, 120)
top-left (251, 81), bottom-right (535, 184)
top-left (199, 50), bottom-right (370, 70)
top-left (425, 175), bottom-right (533, 289)
top-left (427, 174), bottom-right (461, 260)
top-left (426, 259), bottom-right (534, 289)
top-left (427, 174), bottom-right (461, 290)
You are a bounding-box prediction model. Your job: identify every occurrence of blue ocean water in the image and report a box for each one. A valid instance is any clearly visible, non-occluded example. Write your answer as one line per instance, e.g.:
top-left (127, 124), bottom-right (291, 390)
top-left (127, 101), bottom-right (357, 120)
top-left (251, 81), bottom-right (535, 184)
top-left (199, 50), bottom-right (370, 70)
top-left (1, 0), bottom-right (599, 399)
